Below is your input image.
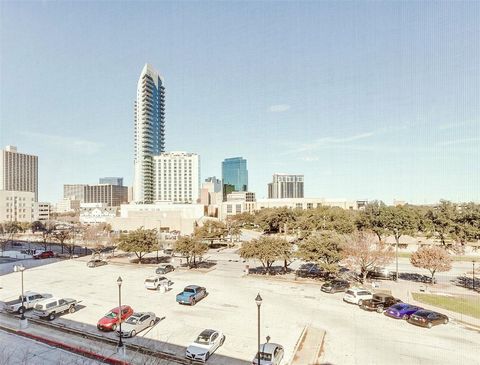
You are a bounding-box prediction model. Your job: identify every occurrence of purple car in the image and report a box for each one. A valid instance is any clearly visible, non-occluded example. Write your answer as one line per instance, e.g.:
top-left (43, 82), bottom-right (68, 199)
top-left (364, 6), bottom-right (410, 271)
top-left (384, 303), bottom-right (422, 320)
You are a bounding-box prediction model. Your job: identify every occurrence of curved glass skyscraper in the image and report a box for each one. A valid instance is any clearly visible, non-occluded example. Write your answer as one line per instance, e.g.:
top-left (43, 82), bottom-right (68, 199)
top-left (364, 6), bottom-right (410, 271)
top-left (133, 64), bottom-right (165, 203)
top-left (221, 157), bottom-right (248, 200)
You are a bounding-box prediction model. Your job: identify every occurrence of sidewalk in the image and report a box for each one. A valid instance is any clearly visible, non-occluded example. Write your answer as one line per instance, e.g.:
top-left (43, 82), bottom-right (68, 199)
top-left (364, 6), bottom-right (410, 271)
top-left (290, 326), bottom-right (325, 365)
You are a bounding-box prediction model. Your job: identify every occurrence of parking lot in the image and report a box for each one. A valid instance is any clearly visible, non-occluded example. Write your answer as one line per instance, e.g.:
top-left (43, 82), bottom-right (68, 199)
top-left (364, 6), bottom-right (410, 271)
top-left (0, 254), bottom-right (479, 365)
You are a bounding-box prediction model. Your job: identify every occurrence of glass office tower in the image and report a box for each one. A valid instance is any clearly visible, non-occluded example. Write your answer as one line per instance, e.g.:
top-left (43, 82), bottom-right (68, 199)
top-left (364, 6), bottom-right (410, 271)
top-left (133, 64), bottom-right (166, 203)
top-left (221, 157), bottom-right (248, 200)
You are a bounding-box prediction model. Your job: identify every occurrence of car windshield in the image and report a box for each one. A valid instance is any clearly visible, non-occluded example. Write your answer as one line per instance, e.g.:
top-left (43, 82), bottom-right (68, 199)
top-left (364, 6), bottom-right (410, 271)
top-left (145, 279), bottom-right (156, 283)
top-left (195, 334), bottom-right (211, 344)
top-left (391, 304), bottom-right (406, 310)
top-left (184, 288), bottom-right (195, 293)
top-left (414, 311), bottom-right (430, 318)
top-left (257, 352), bottom-right (272, 361)
top-left (126, 317), bottom-right (138, 324)
top-left (105, 312), bottom-right (118, 318)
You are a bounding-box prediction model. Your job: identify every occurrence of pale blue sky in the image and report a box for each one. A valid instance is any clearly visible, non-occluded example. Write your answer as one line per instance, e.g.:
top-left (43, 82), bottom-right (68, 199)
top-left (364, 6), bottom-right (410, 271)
top-left (1, 1), bottom-right (479, 204)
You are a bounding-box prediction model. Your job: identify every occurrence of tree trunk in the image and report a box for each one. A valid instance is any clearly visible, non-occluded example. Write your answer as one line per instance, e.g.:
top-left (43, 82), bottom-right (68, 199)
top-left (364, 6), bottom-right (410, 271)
top-left (375, 231), bottom-right (382, 243)
top-left (395, 235), bottom-right (400, 281)
top-left (361, 269), bottom-right (368, 284)
top-left (61, 244), bottom-right (64, 253)
top-left (430, 269), bottom-right (436, 284)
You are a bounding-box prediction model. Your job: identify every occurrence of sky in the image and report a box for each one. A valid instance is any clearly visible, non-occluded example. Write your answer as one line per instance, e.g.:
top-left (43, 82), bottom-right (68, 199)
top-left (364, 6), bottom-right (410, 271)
top-left (0, 1), bottom-right (479, 205)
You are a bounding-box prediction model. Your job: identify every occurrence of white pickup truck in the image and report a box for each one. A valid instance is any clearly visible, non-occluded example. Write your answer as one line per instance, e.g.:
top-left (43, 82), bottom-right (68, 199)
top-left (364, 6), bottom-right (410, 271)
top-left (1, 292), bottom-right (53, 314)
top-left (33, 297), bottom-right (79, 320)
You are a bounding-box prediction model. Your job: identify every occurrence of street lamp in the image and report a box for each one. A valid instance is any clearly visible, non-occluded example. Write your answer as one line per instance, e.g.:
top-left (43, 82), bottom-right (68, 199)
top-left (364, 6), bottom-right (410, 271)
top-left (255, 293), bottom-right (262, 365)
top-left (473, 260), bottom-right (476, 291)
top-left (13, 265), bottom-right (26, 320)
top-left (117, 276), bottom-right (124, 350)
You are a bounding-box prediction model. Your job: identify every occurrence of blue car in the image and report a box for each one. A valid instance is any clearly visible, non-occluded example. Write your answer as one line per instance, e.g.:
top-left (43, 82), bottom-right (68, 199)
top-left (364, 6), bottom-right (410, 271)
top-left (384, 303), bottom-right (422, 320)
top-left (176, 285), bottom-right (207, 306)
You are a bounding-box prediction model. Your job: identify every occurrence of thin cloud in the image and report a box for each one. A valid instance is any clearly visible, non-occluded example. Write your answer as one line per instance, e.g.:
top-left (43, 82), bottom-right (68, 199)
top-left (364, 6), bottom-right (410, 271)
top-left (22, 132), bottom-right (103, 155)
top-left (439, 120), bottom-right (476, 130)
top-left (438, 137), bottom-right (480, 147)
top-left (268, 104), bottom-right (291, 113)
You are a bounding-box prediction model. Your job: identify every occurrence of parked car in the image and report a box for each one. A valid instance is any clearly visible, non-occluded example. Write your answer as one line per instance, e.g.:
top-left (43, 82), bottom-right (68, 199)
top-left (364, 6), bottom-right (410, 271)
top-left (296, 263), bottom-right (324, 278)
top-left (384, 303), bottom-right (423, 320)
top-left (252, 343), bottom-right (284, 365)
top-left (33, 297), bottom-right (78, 320)
top-left (176, 285), bottom-right (207, 306)
top-left (185, 329), bottom-right (225, 362)
top-left (407, 309), bottom-right (449, 328)
top-left (360, 293), bottom-right (401, 313)
top-left (343, 288), bottom-right (373, 305)
top-left (367, 267), bottom-right (397, 280)
top-left (87, 259), bottom-right (107, 268)
top-left (97, 305), bottom-right (134, 331)
top-left (33, 251), bottom-right (55, 259)
top-left (155, 264), bottom-right (175, 275)
top-left (144, 276), bottom-right (171, 290)
top-left (116, 312), bottom-right (156, 337)
top-left (2, 292), bottom-right (53, 314)
top-left (321, 280), bottom-right (350, 294)
top-left (163, 249), bottom-right (174, 256)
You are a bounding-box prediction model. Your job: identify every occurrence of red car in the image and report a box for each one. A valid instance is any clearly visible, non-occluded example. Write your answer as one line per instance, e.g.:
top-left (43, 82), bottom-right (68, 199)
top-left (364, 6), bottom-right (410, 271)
top-left (33, 251), bottom-right (55, 259)
top-left (97, 305), bottom-right (133, 331)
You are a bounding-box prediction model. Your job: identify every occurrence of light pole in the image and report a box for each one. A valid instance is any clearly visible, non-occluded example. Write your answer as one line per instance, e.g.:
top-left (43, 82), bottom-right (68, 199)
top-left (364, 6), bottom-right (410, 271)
top-left (117, 276), bottom-right (124, 350)
top-left (255, 293), bottom-right (262, 365)
top-left (14, 265), bottom-right (26, 321)
top-left (473, 260), bottom-right (476, 291)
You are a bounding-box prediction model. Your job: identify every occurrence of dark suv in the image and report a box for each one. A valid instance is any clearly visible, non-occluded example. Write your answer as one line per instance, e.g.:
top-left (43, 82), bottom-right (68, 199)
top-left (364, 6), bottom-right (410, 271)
top-left (321, 280), bottom-right (350, 293)
top-left (367, 268), bottom-right (397, 281)
top-left (360, 293), bottom-right (401, 313)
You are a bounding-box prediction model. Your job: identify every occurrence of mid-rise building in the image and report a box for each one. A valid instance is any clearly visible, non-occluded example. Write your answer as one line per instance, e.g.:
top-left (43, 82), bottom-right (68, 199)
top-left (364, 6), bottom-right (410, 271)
top-left (205, 176), bottom-right (222, 193)
top-left (55, 198), bottom-right (81, 213)
top-left (99, 177), bottom-right (123, 186)
top-left (79, 203), bottom-right (118, 225)
top-left (153, 152), bottom-right (200, 204)
top-left (63, 184), bottom-right (128, 206)
top-left (220, 191), bottom-right (256, 220)
top-left (221, 157), bottom-right (248, 200)
top-left (133, 63), bottom-right (166, 204)
top-left (268, 173), bottom-right (304, 199)
top-left (0, 146), bottom-right (38, 201)
top-left (34, 202), bottom-right (51, 221)
top-left (0, 190), bottom-right (35, 222)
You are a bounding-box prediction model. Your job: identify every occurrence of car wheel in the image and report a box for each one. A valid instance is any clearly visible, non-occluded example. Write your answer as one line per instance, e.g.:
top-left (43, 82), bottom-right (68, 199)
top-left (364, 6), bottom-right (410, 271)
top-left (402, 314), bottom-right (409, 320)
top-left (358, 300), bottom-right (363, 306)
top-left (48, 313), bottom-right (55, 321)
top-left (443, 318), bottom-right (449, 325)
top-left (376, 306), bottom-right (384, 313)
top-left (330, 289), bottom-right (334, 294)
top-left (150, 320), bottom-right (155, 327)
top-left (191, 298), bottom-right (196, 306)
top-left (69, 305), bottom-right (76, 314)
top-left (130, 330), bottom-right (136, 337)
top-left (18, 306), bottom-right (25, 314)
top-left (427, 322), bottom-right (433, 329)
top-left (220, 335), bottom-right (225, 346)
top-left (205, 352), bottom-right (210, 361)
top-left (111, 324), bottom-right (117, 331)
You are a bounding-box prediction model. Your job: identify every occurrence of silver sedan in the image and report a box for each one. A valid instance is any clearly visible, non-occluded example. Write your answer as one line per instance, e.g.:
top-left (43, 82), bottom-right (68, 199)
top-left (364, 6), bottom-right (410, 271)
top-left (116, 312), bottom-right (156, 337)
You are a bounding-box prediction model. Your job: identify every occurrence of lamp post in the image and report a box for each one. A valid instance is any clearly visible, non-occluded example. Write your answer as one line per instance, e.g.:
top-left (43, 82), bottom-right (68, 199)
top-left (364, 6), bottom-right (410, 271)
top-left (473, 260), bottom-right (476, 291)
top-left (14, 265), bottom-right (26, 322)
top-left (117, 276), bottom-right (124, 350)
top-left (255, 293), bottom-right (262, 365)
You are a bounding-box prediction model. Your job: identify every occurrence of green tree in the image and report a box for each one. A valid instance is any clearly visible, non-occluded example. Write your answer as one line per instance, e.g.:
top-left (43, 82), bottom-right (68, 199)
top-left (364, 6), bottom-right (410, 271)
top-left (239, 236), bottom-right (292, 273)
top-left (410, 246), bottom-right (452, 283)
top-left (356, 201), bottom-right (388, 242)
top-left (255, 208), bottom-right (296, 234)
top-left (118, 228), bottom-right (157, 264)
top-left (452, 202), bottom-right (480, 245)
top-left (424, 200), bottom-right (457, 246)
top-left (383, 205), bottom-right (420, 279)
top-left (173, 235), bottom-right (208, 267)
top-left (296, 231), bottom-right (344, 274)
top-left (343, 231), bottom-right (394, 283)
top-left (195, 220), bottom-right (227, 245)
top-left (30, 221), bottom-right (45, 234)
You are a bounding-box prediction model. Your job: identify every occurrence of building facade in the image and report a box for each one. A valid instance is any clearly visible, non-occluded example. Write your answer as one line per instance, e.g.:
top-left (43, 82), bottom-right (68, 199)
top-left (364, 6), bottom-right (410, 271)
top-left (268, 173), bottom-right (304, 199)
top-left (0, 190), bottom-right (35, 222)
top-left (0, 146), bottom-right (38, 201)
top-left (63, 184), bottom-right (128, 206)
top-left (34, 202), bottom-right (51, 221)
top-left (153, 152), bottom-right (200, 204)
top-left (133, 64), bottom-right (166, 204)
top-left (205, 176), bottom-right (222, 193)
top-left (79, 203), bottom-right (118, 225)
top-left (55, 198), bottom-right (80, 213)
top-left (221, 157), bottom-right (248, 200)
top-left (99, 177), bottom-right (123, 186)
top-left (64, 184), bottom-right (86, 201)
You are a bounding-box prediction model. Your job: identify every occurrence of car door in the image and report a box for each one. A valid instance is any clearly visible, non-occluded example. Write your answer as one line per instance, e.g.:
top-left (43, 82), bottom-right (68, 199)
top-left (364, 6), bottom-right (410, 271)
top-left (210, 332), bottom-right (219, 352)
top-left (274, 346), bottom-right (284, 364)
top-left (121, 308), bottom-right (129, 320)
top-left (139, 315), bottom-right (149, 331)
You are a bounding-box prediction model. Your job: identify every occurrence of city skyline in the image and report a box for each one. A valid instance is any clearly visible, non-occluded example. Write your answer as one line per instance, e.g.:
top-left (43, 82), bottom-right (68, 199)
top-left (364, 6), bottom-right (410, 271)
top-left (1, 2), bottom-right (478, 204)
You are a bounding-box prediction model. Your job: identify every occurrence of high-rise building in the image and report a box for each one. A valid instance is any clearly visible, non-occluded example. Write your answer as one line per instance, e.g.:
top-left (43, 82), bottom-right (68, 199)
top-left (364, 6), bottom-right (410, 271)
top-left (268, 173), bottom-right (304, 199)
top-left (0, 145), bottom-right (38, 201)
top-left (205, 176), bottom-right (222, 193)
top-left (153, 152), bottom-right (200, 204)
top-left (63, 184), bottom-right (128, 206)
top-left (133, 63), bottom-right (166, 204)
top-left (99, 177), bottom-right (123, 186)
top-left (221, 157), bottom-right (248, 200)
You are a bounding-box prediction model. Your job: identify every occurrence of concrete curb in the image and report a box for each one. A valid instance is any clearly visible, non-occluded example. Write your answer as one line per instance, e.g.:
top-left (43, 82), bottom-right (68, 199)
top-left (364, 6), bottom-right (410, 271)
top-left (288, 325), bottom-right (308, 365)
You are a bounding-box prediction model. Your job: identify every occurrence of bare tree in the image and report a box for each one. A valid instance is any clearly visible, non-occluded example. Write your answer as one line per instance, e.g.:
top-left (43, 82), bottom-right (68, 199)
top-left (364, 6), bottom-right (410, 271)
top-left (410, 246), bottom-right (452, 283)
top-left (343, 231), bottom-right (394, 283)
